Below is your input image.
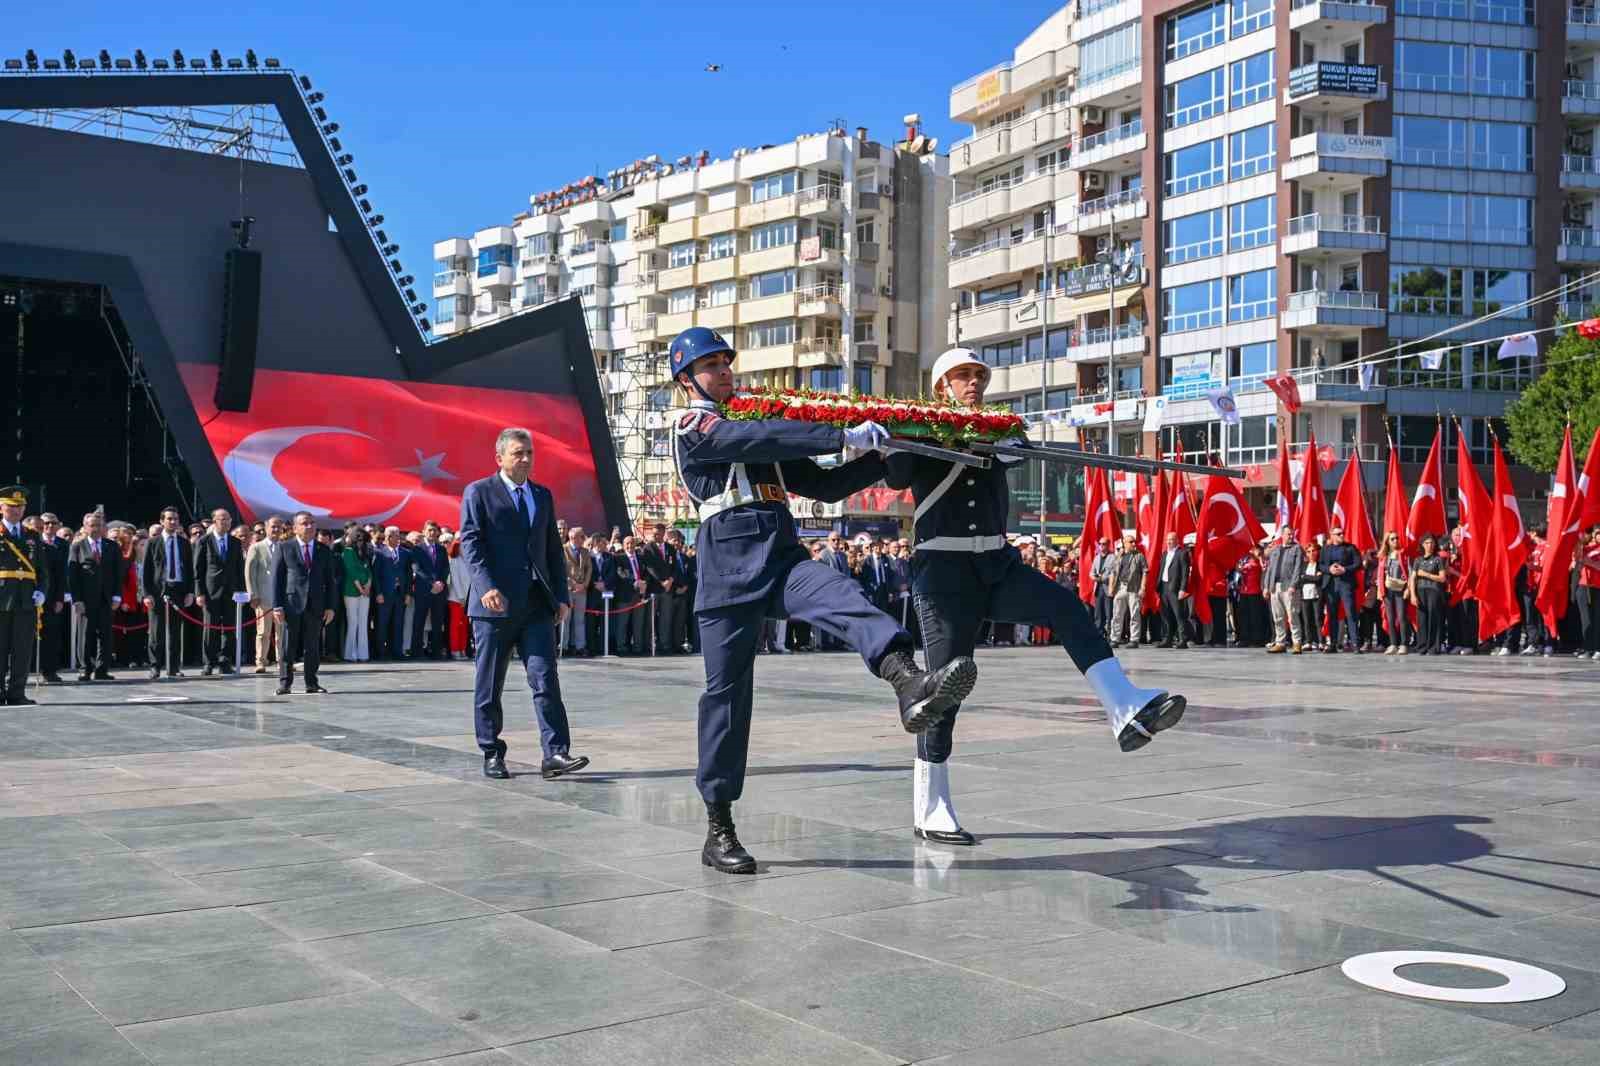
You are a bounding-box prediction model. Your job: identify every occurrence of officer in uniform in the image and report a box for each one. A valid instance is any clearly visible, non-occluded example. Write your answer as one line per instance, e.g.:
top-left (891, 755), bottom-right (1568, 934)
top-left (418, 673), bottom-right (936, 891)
top-left (884, 350), bottom-right (1186, 845)
top-left (670, 327), bottom-right (978, 874)
top-left (0, 486), bottom-right (49, 706)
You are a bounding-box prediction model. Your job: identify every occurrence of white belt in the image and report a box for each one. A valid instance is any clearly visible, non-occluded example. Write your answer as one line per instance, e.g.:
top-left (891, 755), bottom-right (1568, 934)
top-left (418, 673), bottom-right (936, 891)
top-left (915, 535), bottom-right (1007, 553)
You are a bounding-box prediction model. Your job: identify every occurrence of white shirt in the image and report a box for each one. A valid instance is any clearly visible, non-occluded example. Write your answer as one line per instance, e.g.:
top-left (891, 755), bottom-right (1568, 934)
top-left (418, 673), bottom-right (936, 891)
top-left (1162, 549), bottom-right (1176, 582)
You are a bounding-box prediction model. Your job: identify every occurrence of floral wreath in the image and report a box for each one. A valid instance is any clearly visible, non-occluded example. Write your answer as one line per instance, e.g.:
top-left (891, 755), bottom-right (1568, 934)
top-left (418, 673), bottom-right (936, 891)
top-left (722, 387), bottom-right (1026, 447)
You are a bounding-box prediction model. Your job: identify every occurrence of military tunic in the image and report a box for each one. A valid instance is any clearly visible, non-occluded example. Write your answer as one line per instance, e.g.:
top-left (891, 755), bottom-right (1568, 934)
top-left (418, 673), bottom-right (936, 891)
top-left (0, 523), bottom-right (48, 702)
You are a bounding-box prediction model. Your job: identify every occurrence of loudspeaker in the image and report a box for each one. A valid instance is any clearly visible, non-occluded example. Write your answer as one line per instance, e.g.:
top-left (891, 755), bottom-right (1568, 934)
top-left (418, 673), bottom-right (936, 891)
top-left (214, 247), bottom-right (262, 412)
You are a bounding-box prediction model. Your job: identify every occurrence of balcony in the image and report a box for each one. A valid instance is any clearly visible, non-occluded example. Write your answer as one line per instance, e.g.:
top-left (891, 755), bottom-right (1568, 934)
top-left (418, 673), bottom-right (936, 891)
top-left (797, 281), bottom-right (843, 317)
top-left (741, 242), bottom-right (799, 275)
top-left (520, 251), bottom-right (560, 276)
top-left (798, 183), bottom-right (843, 218)
top-left (1559, 227), bottom-right (1600, 263)
top-left (1066, 321), bottom-right (1146, 364)
top-left (737, 342), bottom-right (799, 374)
top-left (1062, 187), bottom-right (1147, 236)
top-left (432, 269), bottom-right (470, 296)
top-left (1565, 80), bottom-right (1600, 119)
top-left (659, 263), bottom-right (696, 292)
top-left (1564, 154), bottom-right (1600, 191)
top-left (635, 270), bottom-right (659, 295)
top-left (951, 61), bottom-right (1013, 121)
top-left (1296, 363), bottom-right (1388, 405)
top-left (1072, 61), bottom-right (1142, 110)
top-left (474, 263), bottom-right (514, 289)
top-left (658, 217), bottom-right (697, 245)
top-left (632, 222), bottom-right (660, 251)
top-left (739, 290), bottom-right (798, 322)
top-left (1071, 118), bottom-right (1144, 172)
top-left (1281, 132), bottom-right (1391, 183)
top-left (629, 312), bottom-right (659, 340)
top-left (1281, 213), bottom-right (1386, 255)
top-left (567, 239), bottom-right (615, 266)
top-left (1281, 289), bottom-right (1386, 330)
top-left (1572, 3), bottom-right (1600, 46)
top-left (1290, 0), bottom-right (1388, 37)
top-left (948, 232), bottom-right (1045, 289)
top-left (950, 181), bottom-right (1014, 233)
top-left (1059, 254), bottom-right (1146, 298)
top-left (1285, 62), bottom-right (1387, 109)
top-left (739, 194), bottom-right (801, 229)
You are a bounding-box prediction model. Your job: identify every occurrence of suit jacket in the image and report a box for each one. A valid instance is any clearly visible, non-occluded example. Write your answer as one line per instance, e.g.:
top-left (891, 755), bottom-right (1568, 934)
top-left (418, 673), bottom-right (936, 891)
top-left (371, 545), bottom-right (411, 599)
top-left (1158, 547), bottom-right (1191, 595)
top-left (141, 532), bottom-right (195, 600)
top-left (271, 537), bottom-right (338, 615)
top-left (68, 537), bottom-right (124, 608)
top-left (1264, 542), bottom-right (1308, 590)
top-left (245, 539), bottom-right (278, 604)
top-left (41, 538), bottom-right (69, 606)
top-left (639, 541), bottom-right (673, 595)
top-left (1107, 550), bottom-right (1147, 597)
top-left (823, 547), bottom-right (850, 576)
top-left (192, 530), bottom-right (246, 600)
top-left (457, 474), bottom-right (567, 620)
top-left (565, 543), bottom-right (595, 590)
top-left (612, 549), bottom-right (646, 604)
top-left (410, 540), bottom-right (450, 595)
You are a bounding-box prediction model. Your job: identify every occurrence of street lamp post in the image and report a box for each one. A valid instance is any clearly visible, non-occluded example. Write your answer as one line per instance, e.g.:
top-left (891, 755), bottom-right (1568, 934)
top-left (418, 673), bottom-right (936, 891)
top-left (1098, 213), bottom-right (1117, 457)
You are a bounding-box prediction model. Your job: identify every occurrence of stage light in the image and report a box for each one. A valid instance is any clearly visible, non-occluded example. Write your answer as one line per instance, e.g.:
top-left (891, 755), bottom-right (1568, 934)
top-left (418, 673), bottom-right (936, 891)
top-left (312, 106), bottom-right (326, 121)
top-left (25, 49), bottom-right (37, 70)
top-left (115, 59), bottom-right (132, 70)
top-left (245, 49), bottom-right (257, 68)
top-left (99, 49), bottom-right (111, 68)
top-left (357, 198), bottom-right (372, 213)
top-left (388, 258), bottom-right (403, 272)
top-left (350, 183), bottom-right (367, 196)
top-left (322, 122), bottom-right (339, 135)
top-left (403, 288), bottom-right (418, 303)
top-left (397, 274), bottom-right (414, 286)
top-left (209, 49), bottom-right (222, 69)
top-left (299, 74), bottom-right (311, 90)
top-left (328, 137), bottom-right (342, 152)
top-left (190, 59), bottom-right (205, 69)
top-left (375, 229), bottom-right (389, 244)
top-left (335, 153), bottom-right (353, 165)
top-left (382, 243), bottom-right (399, 256)
top-left (367, 214), bottom-right (385, 227)
top-left (418, 317), bottom-right (431, 332)
top-left (42, 59), bottom-right (61, 70)
top-left (63, 49), bottom-right (76, 68)
top-left (263, 57), bottom-right (280, 68)
top-left (133, 49), bottom-right (146, 70)
top-left (306, 91), bottom-right (323, 104)
top-left (172, 49), bottom-right (183, 67)
top-left (343, 167), bottom-right (357, 183)
top-left (226, 58), bottom-right (243, 70)
top-left (3, 60), bottom-right (20, 71)
top-left (411, 302), bottom-right (427, 315)
top-left (152, 59), bottom-right (169, 69)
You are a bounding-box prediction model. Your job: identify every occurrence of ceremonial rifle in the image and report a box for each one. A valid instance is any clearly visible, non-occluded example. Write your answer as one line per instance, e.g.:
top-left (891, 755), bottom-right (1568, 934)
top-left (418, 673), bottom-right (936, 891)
top-left (883, 437), bottom-right (1245, 480)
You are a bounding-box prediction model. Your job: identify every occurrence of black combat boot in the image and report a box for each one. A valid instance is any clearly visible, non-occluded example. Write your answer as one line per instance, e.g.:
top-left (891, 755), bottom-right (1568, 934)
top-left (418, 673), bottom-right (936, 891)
top-left (702, 801), bottom-right (757, 874)
top-left (877, 649), bottom-right (977, 733)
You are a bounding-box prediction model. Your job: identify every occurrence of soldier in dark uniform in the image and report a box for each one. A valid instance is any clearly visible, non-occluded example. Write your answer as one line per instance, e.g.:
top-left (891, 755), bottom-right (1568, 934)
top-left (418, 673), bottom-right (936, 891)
top-left (0, 486), bottom-right (49, 705)
top-left (883, 350), bottom-right (1186, 846)
top-left (669, 327), bottom-right (977, 875)
top-left (36, 512), bottom-right (69, 683)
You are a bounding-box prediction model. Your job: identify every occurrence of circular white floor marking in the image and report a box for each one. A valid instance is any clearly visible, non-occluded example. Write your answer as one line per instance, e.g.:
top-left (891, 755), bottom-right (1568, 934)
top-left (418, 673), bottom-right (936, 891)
top-left (1342, 951), bottom-right (1566, 1003)
top-left (125, 695), bottom-right (190, 703)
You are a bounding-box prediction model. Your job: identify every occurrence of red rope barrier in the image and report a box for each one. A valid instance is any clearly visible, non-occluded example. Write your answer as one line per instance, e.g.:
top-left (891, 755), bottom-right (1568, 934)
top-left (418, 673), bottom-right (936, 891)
top-left (582, 599), bottom-right (653, 617)
top-left (168, 604), bottom-right (258, 631)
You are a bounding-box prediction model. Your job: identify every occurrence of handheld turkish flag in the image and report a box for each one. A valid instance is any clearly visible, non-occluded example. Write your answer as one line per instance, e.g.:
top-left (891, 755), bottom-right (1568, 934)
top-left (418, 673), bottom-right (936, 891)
top-left (1580, 426), bottom-right (1600, 529)
top-left (1192, 473), bottom-right (1267, 626)
top-left (1143, 469), bottom-right (1171, 614)
top-left (1331, 453), bottom-right (1377, 553)
top-left (1454, 427), bottom-right (1494, 601)
top-left (1296, 428), bottom-right (1330, 545)
top-left (1537, 425), bottom-right (1582, 635)
top-left (1274, 437), bottom-right (1297, 535)
top-left (1077, 467), bottom-right (1121, 605)
top-left (1168, 469), bottom-right (1198, 543)
top-left (1382, 441), bottom-right (1409, 548)
top-left (1475, 436), bottom-right (1523, 642)
top-left (1406, 425), bottom-right (1447, 552)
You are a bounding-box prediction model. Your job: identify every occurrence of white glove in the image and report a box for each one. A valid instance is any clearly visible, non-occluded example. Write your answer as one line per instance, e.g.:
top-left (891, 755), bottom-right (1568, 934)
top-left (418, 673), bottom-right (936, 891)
top-left (997, 451), bottom-right (1028, 465)
top-left (63, 593), bottom-right (73, 604)
top-left (111, 597), bottom-right (121, 608)
top-left (31, 591), bottom-right (44, 608)
top-left (842, 420), bottom-right (889, 453)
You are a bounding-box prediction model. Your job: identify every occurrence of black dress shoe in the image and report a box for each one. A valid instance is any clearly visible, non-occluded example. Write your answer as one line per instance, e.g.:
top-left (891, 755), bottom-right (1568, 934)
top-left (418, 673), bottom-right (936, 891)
top-left (540, 753), bottom-right (589, 780)
top-left (202, 665), bottom-right (215, 676)
top-left (702, 801), bottom-right (756, 874)
top-left (914, 826), bottom-right (977, 846)
top-left (42, 672), bottom-right (63, 684)
top-left (9, 696), bottom-right (37, 706)
top-left (167, 670), bottom-right (184, 678)
top-left (93, 671), bottom-right (114, 681)
top-left (274, 685), bottom-right (291, 695)
top-left (218, 662), bottom-right (234, 674)
top-left (305, 684), bottom-right (329, 694)
top-left (878, 649), bottom-right (977, 733)
top-left (483, 754), bottom-right (510, 779)
top-left (78, 672), bottom-right (94, 683)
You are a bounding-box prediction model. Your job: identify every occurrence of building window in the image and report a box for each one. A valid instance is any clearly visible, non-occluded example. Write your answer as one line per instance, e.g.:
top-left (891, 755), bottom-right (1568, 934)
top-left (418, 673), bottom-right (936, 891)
top-left (853, 365), bottom-right (873, 394)
top-left (1228, 268), bottom-right (1276, 322)
top-left (1228, 193), bottom-right (1276, 251)
top-left (1166, 67), bottom-right (1225, 129)
top-left (1166, 0), bottom-right (1226, 60)
top-left (475, 245), bottom-right (512, 276)
top-left (1390, 264), bottom-right (1465, 315)
top-left (1163, 207), bottom-right (1223, 265)
top-left (1396, 41), bottom-right (1468, 93)
top-left (745, 318), bottom-right (796, 348)
top-left (855, 219), bottom-right (877, 245)
top-left (808, 366), bottom-right (844, 391)
top-left (1164, 138), bottom-right (1225, 196)
top-left (1470, 269), bottom-right (1530, 315)
top-left (1471, 120), bottom-right (1533, 172)
top-left (1228, 51), bottom-right (1275, 110)
top-left (1228, 123), bottom-right (1276, 180)
top-left (1225, 414), bottom-right (1277, 458)
top-left (748, 220), bottom-right (797, 251)
top-left (1396, 115), bottom-right (1533, 171)
top-left (609, 221), bottom-right (627, 242)
top-left (1081, 22), bottom-right (1141, 86)
top-left (750, 171), bottom-right (797, 203)
top-left (1163, 278), bottom-right (1223, 332)
top-left (853, 319), bottom-right (876, 342)
top-left (1230, 0), bottom-right (1273, 36)
top-left (977, 282), bottom-right (1022, 306)
top-left (434, 297), bottom-right (457, 323)
top-left (705, 232), bottom-right (736, 260)
top-left (707, 279), bottom-right (737, 307)
top-left (748, 269), bottom-right (796, 298)
top-left (668, 241), bottom-right (696, 268)
top-left (981, 338), bottom-right (1024, 367)
top-left (1392, 191), bottom-right (1529, 245)
top-left (817, 223), bottom-right (839, 250)
top-left (1472, 46), bottom-right (1535, 96)
top-left (1229, 341), bottom-right (1276, 383)
top-left (522, 234), bottom-right (551, 258)
top-left (667, 288), bottom-right (695, 314)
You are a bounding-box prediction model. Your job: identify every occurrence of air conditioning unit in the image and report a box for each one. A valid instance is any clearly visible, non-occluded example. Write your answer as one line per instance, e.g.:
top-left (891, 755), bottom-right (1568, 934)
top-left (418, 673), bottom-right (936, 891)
top-left (1083, 171), bottom-right (1107, 192)
top-left (880, 284), bottom-right (894, 297)
top-left (1565, 205), bottom-right (1588, 226)
top-left (1081, 105), bottom-right (1105, 125)
top-left (879, 183), bottom-right (894, 196)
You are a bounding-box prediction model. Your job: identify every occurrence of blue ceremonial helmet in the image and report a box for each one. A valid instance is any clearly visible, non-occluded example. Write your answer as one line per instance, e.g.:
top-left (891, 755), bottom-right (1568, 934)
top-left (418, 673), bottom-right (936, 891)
top-left (668, 326), bottom-right (735, 381)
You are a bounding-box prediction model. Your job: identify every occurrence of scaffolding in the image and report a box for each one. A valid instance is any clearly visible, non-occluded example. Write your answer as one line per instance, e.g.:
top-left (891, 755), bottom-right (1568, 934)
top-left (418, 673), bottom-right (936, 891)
top-left (1, 103), bottom-right (301, 166)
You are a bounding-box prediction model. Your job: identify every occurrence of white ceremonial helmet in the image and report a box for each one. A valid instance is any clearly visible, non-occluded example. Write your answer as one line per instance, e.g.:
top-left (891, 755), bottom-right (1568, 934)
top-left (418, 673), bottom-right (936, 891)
top-left (930, 348), bottom-right (990, 398)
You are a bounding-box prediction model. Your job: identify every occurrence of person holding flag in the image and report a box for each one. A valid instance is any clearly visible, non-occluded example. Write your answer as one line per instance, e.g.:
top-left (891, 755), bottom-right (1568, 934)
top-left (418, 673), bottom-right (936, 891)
top-left (1539, 426), bottom-right (1596, 655)
top-left (1327, 453), bottom-right (1377, 653)
top-left (1477, 435), bottom-right (1530, 652)
top-left (1406, 423), bottom-right (1447, 552)
top-left (1192, 474), bottom-right (1267, 647)
top-left (883, 349), bottom-right (1186, 846)
top-left (1453, 421), bottom-right (1495, 654)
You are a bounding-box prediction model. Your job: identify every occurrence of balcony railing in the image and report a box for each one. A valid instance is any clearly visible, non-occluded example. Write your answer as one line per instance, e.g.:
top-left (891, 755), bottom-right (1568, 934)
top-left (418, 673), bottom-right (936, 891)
top-left (1564, 154), bottom-right (1600, 174)
top-left (1562, 227), bottom-right (1600, 247)
top-left (951, 231), bottom-right (1035, 261)
top-left (1566, 79), bottom-right (1600, 101)
top-left (952, 59), bottom-right (1012, 96)
top-left (1288, 289), bottom-right (1381, 311)
top-left (799, 183), bottom-right (842, 204)
top-left (952, 163), bottom-right (1065, 207)
top-left (1074, 186), bottom-right (1145, 217)
top-left (1286, 213), bottom-right (1383, 236)
top-left (568, 239), bottom-right (598, 256)
top-left (1077, 118), bottom-right (1144, 156)
top-left (796, 281), bottom-right (843, 302)
top-left (1574, 2), bottom-right (1600, 23)
top-left (433, 269), bottom-right (468, 288)
top-left (1074, 321), bottom-right (1145, 348)
top-left (634, 223), bottom-right (660, 240)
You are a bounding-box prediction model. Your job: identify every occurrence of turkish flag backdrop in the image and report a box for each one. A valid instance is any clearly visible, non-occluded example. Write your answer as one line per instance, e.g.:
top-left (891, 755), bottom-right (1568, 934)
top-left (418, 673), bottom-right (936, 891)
top-left (1138, 472), bottom-right (1167, 615)
top-left (1581, 426), bottom-right (1600, 529)
top-left (1475, 436), bottom-right (1524, 642)
top-left (1406, 425), bottom-right (1447, 553)
top-left (1076, 467), bottom-right (1121, 606)
top-left (179, 366), bottom-right (607, 532)
top-left (1192, 474), bottom-right (1266, 626)
top-left (1296, 427), bottom-right (1330, 545)
top-left (1331, 454), bottom-right (1376, 553)
top-left (1454, 427), bottom-right (1494, 602)
top-left (1537, 425), bottom-right (1581, 635)
top-left (1381, 444), bottom-right (1409, 548)
top-left (1275, 438), bottom-right (1297, 533)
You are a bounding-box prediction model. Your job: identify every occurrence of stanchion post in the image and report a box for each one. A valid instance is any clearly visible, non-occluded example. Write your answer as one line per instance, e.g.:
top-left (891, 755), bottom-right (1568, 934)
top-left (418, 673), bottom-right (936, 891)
top-left (602, 591), bottom-right (613, 659)
top-left (234, 606), bottom-right (243, 674)
top-left (650, 595), bottom-right (657, 657)
top-left (165, 600), bottom-right (174, 678)
top-left (69, 608), bottom-right (79, 673)
top-left (178, 602), bottom-right (186, 674)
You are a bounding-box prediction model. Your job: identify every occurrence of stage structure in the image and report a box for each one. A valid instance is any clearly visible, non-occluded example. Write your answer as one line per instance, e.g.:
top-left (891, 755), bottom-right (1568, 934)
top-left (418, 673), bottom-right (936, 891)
top-left (0, 52), bottom-right (627, 532)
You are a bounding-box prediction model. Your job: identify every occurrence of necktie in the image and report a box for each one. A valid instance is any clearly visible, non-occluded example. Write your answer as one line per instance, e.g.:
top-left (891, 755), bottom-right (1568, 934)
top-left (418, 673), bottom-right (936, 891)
top-left (168, 536), bottom-right (178, 581)
top-left (303, 542), bottom-right (312, 570)
top-left (92, 540), bottom-right (100, 560)
top-left (218, 535), bottom-right (226, 559)
top-left (515, 486), bottom-right (531, 527)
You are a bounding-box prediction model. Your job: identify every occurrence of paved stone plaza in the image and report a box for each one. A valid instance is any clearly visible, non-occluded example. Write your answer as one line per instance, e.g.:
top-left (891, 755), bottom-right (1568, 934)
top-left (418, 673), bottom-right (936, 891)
top-left (0, 646), bottom-right (1597, 1065)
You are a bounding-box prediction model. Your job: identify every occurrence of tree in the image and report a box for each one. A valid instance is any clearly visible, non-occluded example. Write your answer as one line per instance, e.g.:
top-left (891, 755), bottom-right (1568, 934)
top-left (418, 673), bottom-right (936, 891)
top-left (1505, 328), bottom-right (1600, 473)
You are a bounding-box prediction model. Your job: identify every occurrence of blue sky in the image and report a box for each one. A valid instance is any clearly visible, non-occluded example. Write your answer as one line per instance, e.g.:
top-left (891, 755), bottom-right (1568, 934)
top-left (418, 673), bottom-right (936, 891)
top-left (33, 1), bottom-right (1056, 287)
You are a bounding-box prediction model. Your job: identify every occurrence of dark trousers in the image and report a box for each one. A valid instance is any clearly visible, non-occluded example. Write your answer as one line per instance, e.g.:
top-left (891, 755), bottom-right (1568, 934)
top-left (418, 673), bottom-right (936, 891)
top-left (1416, 591), bottom-right (1445, 653)
top-left (619, 596), bottom-right (646, 653)
top-left (411, 589), bottom-right (447, 656)
top-left (1327, 583), bottom-right (1358, 647)
top-left (0, 607), bottom-right (35, 699)
top-left (1584, 587), bottom-right (1600, 654)
top-left (1093, 588), bottom-right (1112, 633)
top-left (1298, 596), bottom-right (1323, 645)
top-left (1237, 597), bottom-right (1267, 646)
top-left (1160, 590), bottom-right (1188, 646)
top-left (279, 608), bottom-right (324, 689)
top-left (39, 605), bottom-right (66, 675)
top-left (471, 606), bottom-right (570, 760)
top-left (376, 595), bottom-right (405, 658)
top-left (1205, 596), bottom-right (1228, 646)
top-left (1521, 587), bottom-right (1545, 648)
top-left (1383, 592), bottom-right (1411, 647)
top-left (202, 596), bottom-right (238, 666)
top-left (655, 591), bottom-right (681, 653)
top-left (696, 560), bottom-right (907, 803)
top-left (147, 590), bottom-right (185, 673)
top-left (912, 550), bottom-right (1112, 764)
top-left (79, 604), bottom-right (114, 673)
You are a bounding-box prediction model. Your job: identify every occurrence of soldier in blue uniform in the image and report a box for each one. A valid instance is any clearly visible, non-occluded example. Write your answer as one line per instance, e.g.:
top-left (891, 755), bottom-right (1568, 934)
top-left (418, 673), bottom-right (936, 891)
top-left (670, 327), bottom-right (978, 874)
top-left (0, 486), bottom-right (48, 706)
top-left (884, 350), bottom-right (1186, 846)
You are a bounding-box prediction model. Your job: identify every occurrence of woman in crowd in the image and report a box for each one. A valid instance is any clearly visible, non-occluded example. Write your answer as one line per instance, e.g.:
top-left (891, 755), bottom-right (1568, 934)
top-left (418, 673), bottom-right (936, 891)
top-left (1358, 548), bottom-right (1382, 652)
top-left (339, 527), bottom-right (373, 662)
top-left (110, 522), bottom-right (146, 669)
top-left (1409, 533), bottom-right (1447, 655)
top-left (1235, 545), bottom-right (1265, 647)
top-left (1580, 527), bottom-right (1600, 660)
top-left (1298, 541), bottom-right (1326, 651)
top-left (446, 532), bottom-right (472, 658)
top-left (1378, 531), bottom-right (1411, 655)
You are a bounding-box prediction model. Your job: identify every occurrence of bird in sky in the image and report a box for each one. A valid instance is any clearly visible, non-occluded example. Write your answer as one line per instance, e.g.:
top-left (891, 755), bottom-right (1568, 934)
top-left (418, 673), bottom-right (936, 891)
top-left (704, 63), bottom-right (722, 72)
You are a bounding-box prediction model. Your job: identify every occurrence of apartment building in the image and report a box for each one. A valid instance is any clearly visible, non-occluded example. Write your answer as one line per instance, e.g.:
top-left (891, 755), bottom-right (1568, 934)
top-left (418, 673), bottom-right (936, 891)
top-left (434, 125), bottom-right (947, 533)
top-left (949, 0), bottom-right (1555, 532)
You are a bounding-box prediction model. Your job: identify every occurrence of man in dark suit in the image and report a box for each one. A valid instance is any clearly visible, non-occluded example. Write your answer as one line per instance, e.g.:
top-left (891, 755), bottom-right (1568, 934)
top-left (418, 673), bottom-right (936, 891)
top-left (458, 427), bottom-right (588, 781)
top-left (585, 532), bottom-right (611, 655)
top-left (371, 526), bottom-right (410, 660)
top-left (141, 506), bottom-right (196, 679)
top-left (1157, 531), bottom-right (1191, 649)
top-left (271, 510), bottom-right (337, 695)
top-left (613, 535), bottom-right (649, 654)
top-left (0, 487), bottom-right (48, 705)
top-left (68, 511), bottom-right (124, 682)
top-left (192, 506), bottom-right (246, 675)
top-left (642, 523), bottom-right (679, 654)
top-left (409, 520), bottom-right (450, 659)
top-left (678, 537), bottom-right (700, 652)
top-left (36, 513), bottom-right (69, 683)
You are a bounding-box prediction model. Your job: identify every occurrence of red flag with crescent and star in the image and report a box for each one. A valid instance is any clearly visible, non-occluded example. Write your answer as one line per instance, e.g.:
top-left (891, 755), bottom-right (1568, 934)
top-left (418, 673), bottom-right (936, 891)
top-left (1331, 453), bottom-right (1377, 554)
top-left (178, 365), bottom-right (606, 532)
top-left (1275, 437), bottom-right (1297, 535)
top-left (1138, 472), bottom-right (1168, 615)
top-left (1475, 435), bottom-right (1525, 642)
top-left (1382, 440), bottom-right (1409, 548)
top-left (1192, 473), bottom-right (1266, 626)
top-left (1406, 425), bottom-right (1447, 553)
top-left (1454, 426), bottom-right (1495, 601)
top-left (1077, 466), bottom-right (1121, 606)
top-left (1536, 425), bottom-right (1582, 635)
top-left (1296, 428), bottom-right (1330, 546)
top-left (1581, 425), bottom-right (1600, 530)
